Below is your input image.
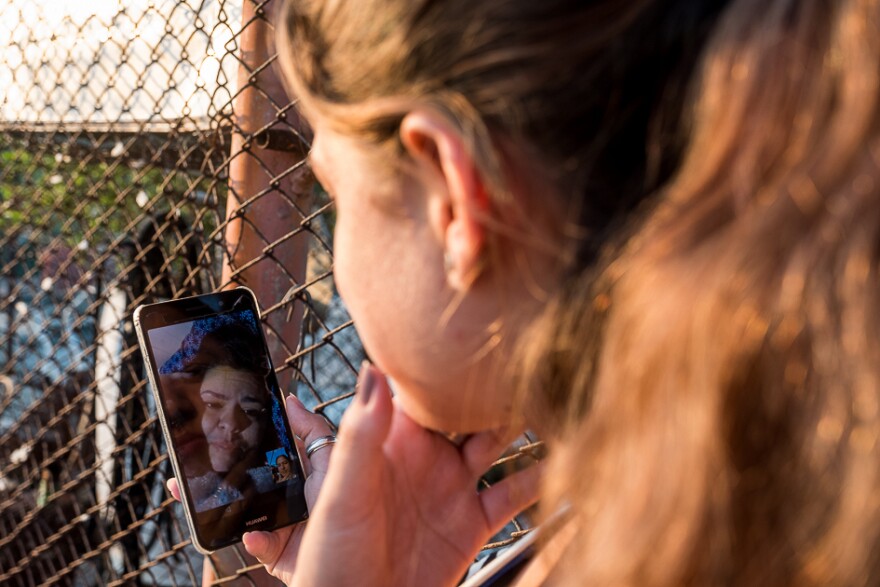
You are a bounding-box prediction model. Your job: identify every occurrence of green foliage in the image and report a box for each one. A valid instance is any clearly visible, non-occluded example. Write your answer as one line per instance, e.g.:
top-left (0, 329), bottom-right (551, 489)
top-left (0, 144), bottom-right (222, 252)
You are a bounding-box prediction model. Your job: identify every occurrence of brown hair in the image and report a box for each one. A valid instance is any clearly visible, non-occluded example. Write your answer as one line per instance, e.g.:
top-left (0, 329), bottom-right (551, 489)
top-left (278, 0), bottom-right (730, 261)
top-left (278, 0), bottom-right (880, 584)
top-left (535, 0), bottom-right (880, 584)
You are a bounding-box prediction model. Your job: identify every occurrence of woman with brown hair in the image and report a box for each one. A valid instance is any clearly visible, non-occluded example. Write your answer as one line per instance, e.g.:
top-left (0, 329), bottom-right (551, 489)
top-left (171, 0), bottom-right (880, 584)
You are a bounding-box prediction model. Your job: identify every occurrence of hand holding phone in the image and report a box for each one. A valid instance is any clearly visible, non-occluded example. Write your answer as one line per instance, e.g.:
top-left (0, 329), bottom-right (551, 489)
top-left (135, 288), bottom-right (309, 553)
top-left (245, 363), bottom-right (542, 587)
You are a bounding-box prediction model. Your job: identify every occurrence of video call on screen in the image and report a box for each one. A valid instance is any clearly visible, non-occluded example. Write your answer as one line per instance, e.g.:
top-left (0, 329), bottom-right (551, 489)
top-left (149, 309), bottom-right (298, 514)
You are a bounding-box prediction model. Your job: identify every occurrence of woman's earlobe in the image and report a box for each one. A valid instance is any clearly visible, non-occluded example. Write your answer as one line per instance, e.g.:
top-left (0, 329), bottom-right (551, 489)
top-left (443, 209), bottom-right (486, 291)
top-left (400, 110), bottom-right (490, 292)
top-left (443, 247), bottom-right (486, 291)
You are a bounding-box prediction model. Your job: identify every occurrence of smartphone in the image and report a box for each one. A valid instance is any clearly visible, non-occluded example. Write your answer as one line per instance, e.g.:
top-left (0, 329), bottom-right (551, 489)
top-left (134, 287), bottom-right (308, 553)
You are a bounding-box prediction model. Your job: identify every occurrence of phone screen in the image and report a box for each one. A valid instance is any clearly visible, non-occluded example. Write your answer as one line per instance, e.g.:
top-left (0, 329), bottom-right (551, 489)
top-left (136, 289), bottom-right (308, 552)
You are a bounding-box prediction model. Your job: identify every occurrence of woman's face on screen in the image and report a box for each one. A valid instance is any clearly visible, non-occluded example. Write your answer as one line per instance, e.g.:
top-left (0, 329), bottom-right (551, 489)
top-left (199, 366), bottom-right (268, 472)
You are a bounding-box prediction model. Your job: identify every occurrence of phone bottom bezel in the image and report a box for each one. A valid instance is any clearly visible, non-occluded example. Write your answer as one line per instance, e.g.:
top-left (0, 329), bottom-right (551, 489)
top-left (189, 481), bottom-right (309, 553)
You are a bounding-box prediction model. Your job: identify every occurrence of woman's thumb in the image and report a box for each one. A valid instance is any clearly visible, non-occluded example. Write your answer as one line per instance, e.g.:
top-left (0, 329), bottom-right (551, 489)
top-left (242, 530), bottom-right (287, 569)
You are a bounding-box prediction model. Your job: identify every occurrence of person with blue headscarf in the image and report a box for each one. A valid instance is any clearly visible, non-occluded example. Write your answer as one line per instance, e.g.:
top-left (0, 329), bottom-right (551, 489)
top-left (160, 311), bottom-right (277, 513)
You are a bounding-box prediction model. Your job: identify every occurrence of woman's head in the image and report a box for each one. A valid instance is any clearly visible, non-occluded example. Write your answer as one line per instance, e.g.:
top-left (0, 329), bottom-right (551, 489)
top-left (199, 365), bottom-right (269, 473)
top-left (275, 454), bottom-right (293, 480)
top-left (280, 0), bottom-right (880, 584)
top-left (277, 0), bottom-right (731, 432)
top-left (162, 315), bottom-right (274, 473)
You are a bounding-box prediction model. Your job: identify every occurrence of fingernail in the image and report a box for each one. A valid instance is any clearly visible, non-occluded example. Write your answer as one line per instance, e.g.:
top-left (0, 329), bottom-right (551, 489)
top-left (286, 394), bottom-right (304, 409)
top-left (357, 360), bottom-right (375, 405)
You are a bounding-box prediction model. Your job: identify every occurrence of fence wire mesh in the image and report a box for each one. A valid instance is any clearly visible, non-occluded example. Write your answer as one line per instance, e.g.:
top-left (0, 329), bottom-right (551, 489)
top-left (0, 1), bottom-right (542, 585)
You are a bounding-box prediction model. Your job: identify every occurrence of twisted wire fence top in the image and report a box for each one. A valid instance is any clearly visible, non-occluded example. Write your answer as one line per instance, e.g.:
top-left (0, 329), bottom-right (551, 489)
top-left (0, 1), bottom-right (541, 585)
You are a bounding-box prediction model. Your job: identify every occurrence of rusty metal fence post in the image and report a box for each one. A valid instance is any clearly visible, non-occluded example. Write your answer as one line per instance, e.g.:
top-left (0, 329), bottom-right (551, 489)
top-left (222, 0), bottom-right (313, 392)
top-left (212, 1), bottom-right (312, 584)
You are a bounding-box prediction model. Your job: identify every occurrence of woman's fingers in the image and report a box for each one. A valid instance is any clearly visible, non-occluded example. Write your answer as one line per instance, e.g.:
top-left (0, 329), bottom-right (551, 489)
top-left (166, 477), bottom-right (181, 501)
top-left (286, 394), bottom-right (335, 474)
top-left (479, 461), bottom-right (544, 535)
top-left (461, 428), bottom-right (517, 479)
top-left (329, 364), bottom-right (394, 490)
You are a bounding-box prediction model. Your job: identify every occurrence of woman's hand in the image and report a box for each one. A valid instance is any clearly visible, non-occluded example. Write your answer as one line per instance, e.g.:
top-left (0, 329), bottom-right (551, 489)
top-left (244, 364), bottom-right (542, 587)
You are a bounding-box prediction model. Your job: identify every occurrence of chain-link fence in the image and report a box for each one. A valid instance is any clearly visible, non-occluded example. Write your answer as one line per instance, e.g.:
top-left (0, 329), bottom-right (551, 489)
top-left (0, 1), bottom-right (542, 585)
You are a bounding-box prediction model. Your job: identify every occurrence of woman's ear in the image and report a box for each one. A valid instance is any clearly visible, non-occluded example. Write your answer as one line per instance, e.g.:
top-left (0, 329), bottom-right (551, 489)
top-left (399, 109), bottom-right (488, 291)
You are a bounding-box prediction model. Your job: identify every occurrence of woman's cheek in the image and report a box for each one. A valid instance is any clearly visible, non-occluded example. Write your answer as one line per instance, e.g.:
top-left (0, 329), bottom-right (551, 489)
top-left (330, 217), bottom-right (364, 313)
top-left (330, 215), bottom-right (350, 299)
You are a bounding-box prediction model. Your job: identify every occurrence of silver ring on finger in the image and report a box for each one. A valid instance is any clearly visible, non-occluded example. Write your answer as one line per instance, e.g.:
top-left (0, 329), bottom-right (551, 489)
top-left (305, 435), bottom-right (337, 458)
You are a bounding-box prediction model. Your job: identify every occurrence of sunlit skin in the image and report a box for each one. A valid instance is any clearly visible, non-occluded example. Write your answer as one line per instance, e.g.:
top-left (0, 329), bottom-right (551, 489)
top-left (199, 366), bottom-right (269, 473)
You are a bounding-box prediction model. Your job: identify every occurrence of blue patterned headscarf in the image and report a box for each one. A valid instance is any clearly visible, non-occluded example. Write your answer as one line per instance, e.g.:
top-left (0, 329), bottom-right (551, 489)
top-left (159, 309), bottom-right (260, 375)
top-left (158, 308), bottom-right (294, 459)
